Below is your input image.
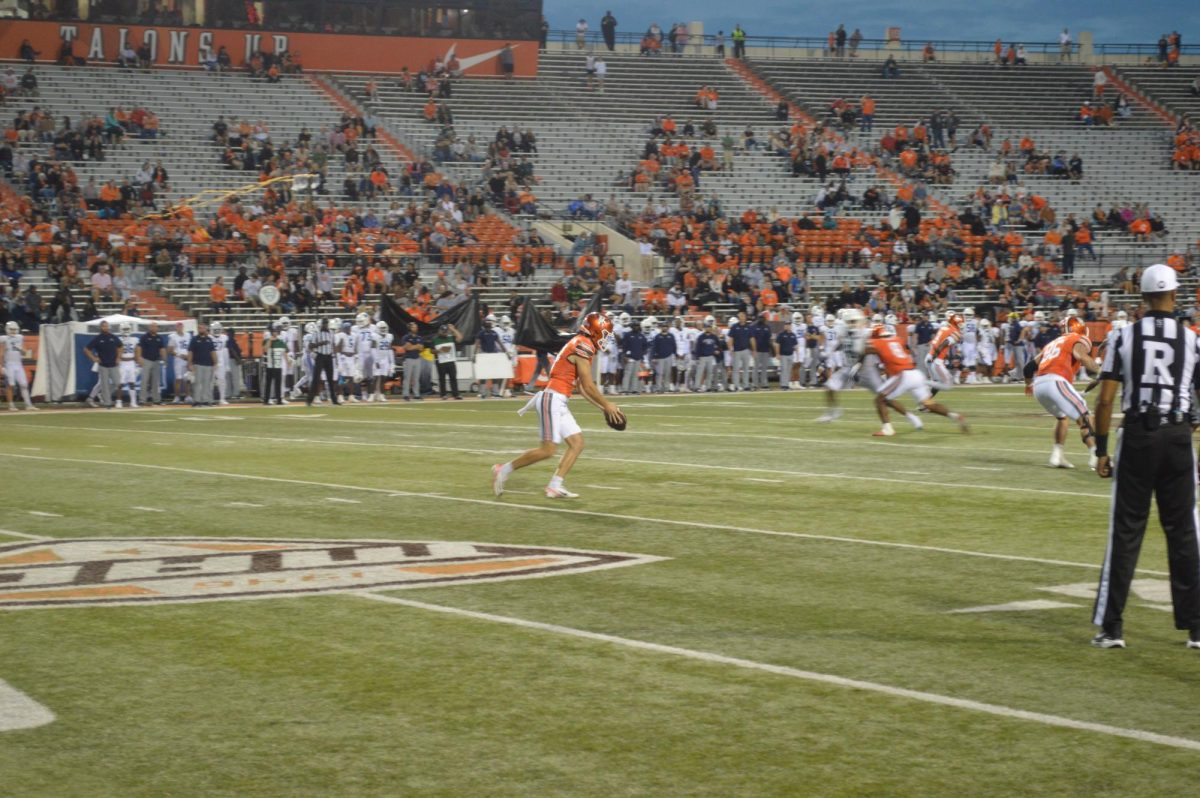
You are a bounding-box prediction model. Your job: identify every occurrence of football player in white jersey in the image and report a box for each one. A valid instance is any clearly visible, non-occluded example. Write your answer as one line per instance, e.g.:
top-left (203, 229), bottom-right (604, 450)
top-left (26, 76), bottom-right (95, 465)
top-left (276, 316), bottom-right (295, 394)
top-left (293, 321), bottom-right (317, 399)
top-left (167, 321), bottom-right (192, 403)
top-left (669, 317), bottom-right (694, 391)
top-left (210, 321), bottom-right (230, 405)
top-left (370, 321), bottom-right (394, 402)
top-left (817, 309), bottom-right (867, 422)
top-left (117, 322), bottom-right (140, 408)
top-left (336, 321), bottom-right (358, 402)
top-left (976, 318), bottom-right (998, 382)
top-left (498, 314), bottom-right (517, 397)
top-left (959, 307), bottom-right (979, 383)
top-left (784, 311), bottom-right (804, 389)
top-left (2, 321), bottom-right (35, 410)
top-left (354, 312), bottom-right (377, 400)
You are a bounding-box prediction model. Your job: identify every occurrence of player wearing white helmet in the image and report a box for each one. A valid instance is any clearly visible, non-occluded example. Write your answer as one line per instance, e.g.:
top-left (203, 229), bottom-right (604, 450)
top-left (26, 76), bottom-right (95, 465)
top-left (669, 317), bottom-right (696, 392)
top-left (167, 321), bottom-right (192, 403)
top-left (2, 321), bottom-right (35, 411)
top-left (352, 312), bottom-right (377, 401)
top-left (976, 317), bottom-right (998, 382)
top-left (785, 311), bottom-right (807, 389)
top-left (275, 315), bottom-right (297, 396)
top-left (817, 308), bottom-right (868, 422)
top-left (291, 322), bottom-right (317, 400)
top-left (597, 314), bottom-right (621, 395)
top-left (209, 321), bottom-right (230, 405)
top-left (497, 314), bottom-right (517, 398)
top-left (959, 308), bottom-right (980, 384)
top-left (335, 320), bottom-right (358, 402)
top-left (369, 320), bottom-right (395, 402)
top-left (117, 321), bottom-right (140, 408)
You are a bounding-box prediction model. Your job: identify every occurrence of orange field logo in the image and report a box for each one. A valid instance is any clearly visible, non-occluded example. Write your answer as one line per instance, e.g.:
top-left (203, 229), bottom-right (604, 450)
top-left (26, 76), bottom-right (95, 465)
top-left (0, 538), bottom-right (663, 609)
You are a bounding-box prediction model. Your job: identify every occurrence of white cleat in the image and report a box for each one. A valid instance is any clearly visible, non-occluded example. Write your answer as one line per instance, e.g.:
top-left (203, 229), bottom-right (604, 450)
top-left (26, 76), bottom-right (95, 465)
top-left (491, 464), bottom-right (507, 496)
top-left (115, 400), bottom-right (123, 409)
top-left (1088, 453), bottom-right (1098, 470)
top-left (218, 400), bottom-right (230, 406)
top-left (816, 413), bottom-right (836, 423)
top-left (26, 405), bottom-right (37, 411)
top-left (1049, 453), bottom-right (1075, 469)
top-left (378, 394), bottom-right (387, 403)
top-left (545, 485), bottom-right (579, 499)
top-left (6, 404), bottom-right (16, 411)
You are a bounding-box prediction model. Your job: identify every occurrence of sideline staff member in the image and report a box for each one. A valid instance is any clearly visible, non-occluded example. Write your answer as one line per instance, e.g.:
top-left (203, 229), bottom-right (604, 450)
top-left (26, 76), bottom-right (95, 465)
top-left (1091, 263), bottom-right (1200, 650)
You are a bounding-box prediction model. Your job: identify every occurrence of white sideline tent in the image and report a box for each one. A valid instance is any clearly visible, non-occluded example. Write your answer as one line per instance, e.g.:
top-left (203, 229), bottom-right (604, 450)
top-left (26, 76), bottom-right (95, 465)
top-left (33, 315), bottom-right (197, 401)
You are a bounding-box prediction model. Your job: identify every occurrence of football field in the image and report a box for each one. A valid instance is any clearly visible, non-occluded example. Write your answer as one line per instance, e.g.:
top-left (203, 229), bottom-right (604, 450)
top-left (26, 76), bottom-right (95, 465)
top-left (1, 387), bottom-right (1197, 796)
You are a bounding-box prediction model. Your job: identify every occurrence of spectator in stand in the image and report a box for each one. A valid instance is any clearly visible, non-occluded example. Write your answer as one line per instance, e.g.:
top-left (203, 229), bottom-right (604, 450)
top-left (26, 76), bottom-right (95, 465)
top-left (499, 44), bottom-right (514, 79)
top-left (881, 55), bottom-right (899, 78)
top-left (922, 42), bottom-right (936, 62)
top-left (575, 19), bottom-right (589, 49)
top-left (601, 11), bottom-right (618, 51)
top-left (19, 40), bottom-right (40, 64)
top-left (1059, 28), bottom-right (1072, 62)
top-left (732, 25), bottom-right (746, 59)
top-left (210, 276), bottom-right (231, 312)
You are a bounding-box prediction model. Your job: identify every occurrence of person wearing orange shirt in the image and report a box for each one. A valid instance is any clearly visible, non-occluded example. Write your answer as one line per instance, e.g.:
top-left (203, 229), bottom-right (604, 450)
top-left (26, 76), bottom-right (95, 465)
top-left (1025, 316), bottom-right (1099, 469)
top-left (860, 94), bottom-right (876, 132)
top-left (209, 276), bottom-right (230, 312)
top-left (492, 312), bottom-right (624, 500)
top-left (868, 324), bottom-right (968, 436)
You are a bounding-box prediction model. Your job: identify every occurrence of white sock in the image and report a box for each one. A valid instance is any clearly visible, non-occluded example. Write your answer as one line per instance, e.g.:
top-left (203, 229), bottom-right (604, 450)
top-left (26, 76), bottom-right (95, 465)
top-left (549, 475), bottom-right (564, 489)
top-left (949, 412), bottom-right (961, 421)
top-left (500, 462), bottom-right (514, 478)
top-left (905, 412), bottom-right (922, 427)
top-left (1052, 444), bottom-right (1064, 458)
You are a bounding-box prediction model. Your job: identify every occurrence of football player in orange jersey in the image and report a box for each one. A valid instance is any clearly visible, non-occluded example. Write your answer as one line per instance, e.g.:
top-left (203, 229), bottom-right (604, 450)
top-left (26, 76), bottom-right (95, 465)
top-left (1024, 315), bottom-right (1100, 469)
top-left (868, 325), bottom-right (969, 435)
top-left (926, 311), bottom-right (964, 392)
top-left (492, 312), bottom-right (625, 499)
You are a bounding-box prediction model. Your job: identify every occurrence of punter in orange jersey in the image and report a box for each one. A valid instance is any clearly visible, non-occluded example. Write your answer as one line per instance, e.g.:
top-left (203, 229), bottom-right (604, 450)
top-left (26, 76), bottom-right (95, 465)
top-left (868, 324), bottom-right (969, 436)
top-left (926, 311), bottom-right (964, 392)
top-left (1024, 315), bottom-right (1100, 469)
top-left (492, 311), bottom-right (625, 499)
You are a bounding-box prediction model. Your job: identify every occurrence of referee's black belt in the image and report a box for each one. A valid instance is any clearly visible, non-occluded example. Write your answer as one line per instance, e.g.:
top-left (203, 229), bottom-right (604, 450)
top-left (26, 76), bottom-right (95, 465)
top-left (1122, 410), bottom-right (1190, 430)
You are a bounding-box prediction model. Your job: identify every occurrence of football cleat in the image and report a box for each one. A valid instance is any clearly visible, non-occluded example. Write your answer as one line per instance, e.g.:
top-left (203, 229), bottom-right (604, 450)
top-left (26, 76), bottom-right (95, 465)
top-left (1050, 452), bottom-right (1074, 469)
top-left (491, 464), bottom-right (507, 497)
top-left (1091, 633), bottom-right (1126, 649)
top-left (545, 485), bottom-right (579, 499)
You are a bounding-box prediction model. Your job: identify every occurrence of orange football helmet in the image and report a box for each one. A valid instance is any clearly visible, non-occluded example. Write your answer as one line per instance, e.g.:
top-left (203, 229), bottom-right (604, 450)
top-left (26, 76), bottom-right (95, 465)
top-left (581, 311), bottom-right (615, 348)
top-left (870, 324), bottom-right (889, 339)
top-left (947, 313), bottom-right (964, 329)
top-left (1066, 316), bottom-right (1088, 338)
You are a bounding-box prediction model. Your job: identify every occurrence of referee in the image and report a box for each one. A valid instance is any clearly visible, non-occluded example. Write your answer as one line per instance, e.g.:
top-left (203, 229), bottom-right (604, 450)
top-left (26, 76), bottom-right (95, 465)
top-left (1091, 263), bottom-right (1200, 650)
top-left (307, 319), bottom-right (341, 407)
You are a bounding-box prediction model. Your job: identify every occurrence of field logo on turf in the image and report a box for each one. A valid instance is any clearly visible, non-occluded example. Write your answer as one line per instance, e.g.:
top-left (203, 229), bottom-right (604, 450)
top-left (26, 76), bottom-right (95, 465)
top-left (0, 538), bottom-right (664, 609)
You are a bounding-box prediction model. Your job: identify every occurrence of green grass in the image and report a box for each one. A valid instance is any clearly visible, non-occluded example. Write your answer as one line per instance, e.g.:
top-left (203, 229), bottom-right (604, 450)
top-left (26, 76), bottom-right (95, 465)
top-left (1, 387), bottom-right (1198, 796)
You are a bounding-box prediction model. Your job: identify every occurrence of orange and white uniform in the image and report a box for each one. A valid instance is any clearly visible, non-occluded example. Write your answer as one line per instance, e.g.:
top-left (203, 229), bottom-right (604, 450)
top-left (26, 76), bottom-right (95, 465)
top-left (871, 334), bottom-right (932, 403)
top-left (525, 334), bottom-right (596, 443)
top-left (926, 325), bottom-right (960, 387)
top-left (1031, 332), bottom-right (1089, 420)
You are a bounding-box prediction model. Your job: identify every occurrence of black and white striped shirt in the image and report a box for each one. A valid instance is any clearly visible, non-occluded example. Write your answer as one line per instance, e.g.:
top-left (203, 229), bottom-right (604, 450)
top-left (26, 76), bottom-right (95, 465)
top-left (1101, 312), bottom-right (1199, 414)
top-left (310, 329), bottom-right (335, 356)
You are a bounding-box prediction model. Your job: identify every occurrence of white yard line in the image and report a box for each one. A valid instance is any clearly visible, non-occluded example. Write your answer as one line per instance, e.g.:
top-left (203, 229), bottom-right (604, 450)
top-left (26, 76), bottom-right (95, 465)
top-left (0, 528), bottom-right (50, 541)
top-left (357, 593), bottom-right (1200, 753)
top-left (26, 511), bottom-right (62, 518)
top-left (325, 497), bottom-right (361, 504)
top-left (743, 478), bottom-right (785, 484)
top-left (225, 502), bottom-right (265, 508)
top-left (0, 452), bottom-right (1162, 576)
top-left (0, 424), bottom-right (1099, 500)
top-left (0, 680), bottom-right (55, 733)
top-left (962, 466), bottom-right (1003, 472)
top-left (584, 485), bottom-right (622, 491)
top-left (130, 506), bottom-right (165, 513)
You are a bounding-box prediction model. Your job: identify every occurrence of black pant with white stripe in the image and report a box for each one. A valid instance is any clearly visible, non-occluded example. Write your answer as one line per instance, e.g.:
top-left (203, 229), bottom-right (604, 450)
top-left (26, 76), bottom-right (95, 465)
top-left (1094, 421), bottom-right (1200, 636)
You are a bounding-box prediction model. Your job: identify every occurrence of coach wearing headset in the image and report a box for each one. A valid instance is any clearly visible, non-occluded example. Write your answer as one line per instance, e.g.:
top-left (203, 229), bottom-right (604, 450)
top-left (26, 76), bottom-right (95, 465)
top-left (1091, 263), bottom-right (1200, 651)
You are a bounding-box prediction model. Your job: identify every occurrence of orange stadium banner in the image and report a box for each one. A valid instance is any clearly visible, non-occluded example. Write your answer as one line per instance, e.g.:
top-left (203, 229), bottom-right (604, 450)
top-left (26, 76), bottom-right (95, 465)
top-left (0, 20), bottom-right (538, 76)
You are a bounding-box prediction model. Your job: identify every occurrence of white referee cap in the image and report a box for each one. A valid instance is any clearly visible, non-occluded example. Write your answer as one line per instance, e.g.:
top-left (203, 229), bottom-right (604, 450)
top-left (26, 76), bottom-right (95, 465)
top-left (1140, 263), bottom-right (1179, 294)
